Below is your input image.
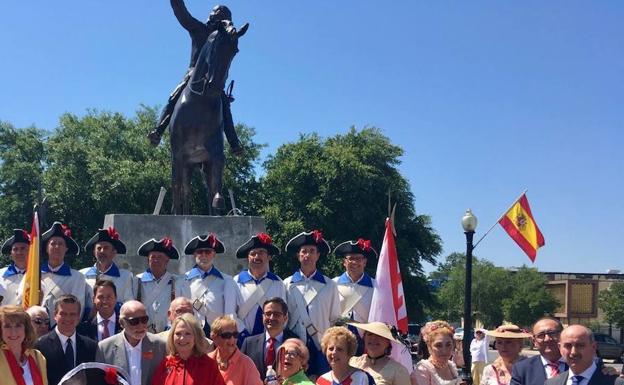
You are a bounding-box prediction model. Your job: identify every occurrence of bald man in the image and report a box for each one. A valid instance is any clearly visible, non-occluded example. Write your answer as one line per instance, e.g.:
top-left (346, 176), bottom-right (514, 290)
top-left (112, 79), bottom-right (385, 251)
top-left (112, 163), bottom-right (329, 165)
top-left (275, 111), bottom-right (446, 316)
top-left (545, 325), bottom-right (624, 385)
top-left (158, 296), bottom-right (215, 351)
top-left (96, 301), bottom-right (166, 385)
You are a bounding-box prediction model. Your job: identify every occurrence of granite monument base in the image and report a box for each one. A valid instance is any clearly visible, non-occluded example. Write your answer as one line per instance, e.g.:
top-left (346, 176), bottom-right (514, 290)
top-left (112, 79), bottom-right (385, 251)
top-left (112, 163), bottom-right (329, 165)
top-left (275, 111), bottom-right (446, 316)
top-left (103, 214), bottom-right (265, 276)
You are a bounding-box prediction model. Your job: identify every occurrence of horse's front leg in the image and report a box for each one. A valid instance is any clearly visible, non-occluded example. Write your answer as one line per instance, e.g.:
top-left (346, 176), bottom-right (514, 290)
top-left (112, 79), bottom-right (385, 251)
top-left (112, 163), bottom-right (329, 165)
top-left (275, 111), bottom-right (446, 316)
top-left (209, 156), bottom-right (225, 212)
top-left (171, 153), bottom-right (183, 215)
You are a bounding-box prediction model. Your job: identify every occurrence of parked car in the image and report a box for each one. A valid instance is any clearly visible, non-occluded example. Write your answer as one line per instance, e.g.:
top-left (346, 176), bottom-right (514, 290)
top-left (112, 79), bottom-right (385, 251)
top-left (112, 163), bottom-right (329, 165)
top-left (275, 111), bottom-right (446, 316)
top-left (453, 327), bottom-right (464, 341)
top-left (594, 333), bottom-right (624, 363)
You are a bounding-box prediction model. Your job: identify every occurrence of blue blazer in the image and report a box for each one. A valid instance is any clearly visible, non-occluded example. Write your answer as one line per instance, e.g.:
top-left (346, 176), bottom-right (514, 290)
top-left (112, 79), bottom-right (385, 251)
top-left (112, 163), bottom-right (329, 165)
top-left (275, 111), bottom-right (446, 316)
top-left (511, 355), bottom-right (568, 385)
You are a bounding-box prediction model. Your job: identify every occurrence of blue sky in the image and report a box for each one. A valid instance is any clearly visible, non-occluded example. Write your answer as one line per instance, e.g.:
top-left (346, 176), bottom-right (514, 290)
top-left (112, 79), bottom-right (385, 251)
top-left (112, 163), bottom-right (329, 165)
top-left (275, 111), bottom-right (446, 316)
top-left (1, 1), bottom-right (623, 274)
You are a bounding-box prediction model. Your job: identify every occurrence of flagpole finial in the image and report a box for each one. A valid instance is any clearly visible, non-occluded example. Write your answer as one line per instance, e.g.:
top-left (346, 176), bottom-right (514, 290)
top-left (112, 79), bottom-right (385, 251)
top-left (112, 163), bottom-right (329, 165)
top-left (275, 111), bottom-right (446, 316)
top-left (462, 209), bottom-right (478, 232)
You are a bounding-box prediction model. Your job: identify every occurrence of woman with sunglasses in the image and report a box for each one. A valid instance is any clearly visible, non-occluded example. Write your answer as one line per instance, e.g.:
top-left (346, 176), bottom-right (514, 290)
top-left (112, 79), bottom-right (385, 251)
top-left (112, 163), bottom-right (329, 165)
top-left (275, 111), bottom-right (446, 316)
top-left (209, 315), bottom-right (262, 385)
top-left (0, 305), bottom-right (48, 385)
top-left (152, 313), bottom-right (224, 385)
top-left (26, 306), bottom-right (50, 338)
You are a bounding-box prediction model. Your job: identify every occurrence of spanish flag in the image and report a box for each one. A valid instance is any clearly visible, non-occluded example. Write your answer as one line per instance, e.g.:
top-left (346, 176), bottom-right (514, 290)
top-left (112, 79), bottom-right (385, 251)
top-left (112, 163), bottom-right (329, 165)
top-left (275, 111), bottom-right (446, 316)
top-left (498, 193), bottom-right (545, 262)
top-left (22, 212), bottom-right (41, 309)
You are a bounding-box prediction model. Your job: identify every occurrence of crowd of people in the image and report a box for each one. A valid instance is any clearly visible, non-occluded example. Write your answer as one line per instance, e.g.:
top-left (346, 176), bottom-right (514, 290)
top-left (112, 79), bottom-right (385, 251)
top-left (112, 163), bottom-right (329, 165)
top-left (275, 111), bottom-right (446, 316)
top-left (0, 222), bottom-right (623, 385)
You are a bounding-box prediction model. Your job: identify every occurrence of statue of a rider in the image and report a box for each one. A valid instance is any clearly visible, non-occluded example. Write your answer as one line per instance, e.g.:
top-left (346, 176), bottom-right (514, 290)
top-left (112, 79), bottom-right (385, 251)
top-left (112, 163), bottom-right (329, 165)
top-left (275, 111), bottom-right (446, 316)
top-left (148, 1), bottom-right (248, 155)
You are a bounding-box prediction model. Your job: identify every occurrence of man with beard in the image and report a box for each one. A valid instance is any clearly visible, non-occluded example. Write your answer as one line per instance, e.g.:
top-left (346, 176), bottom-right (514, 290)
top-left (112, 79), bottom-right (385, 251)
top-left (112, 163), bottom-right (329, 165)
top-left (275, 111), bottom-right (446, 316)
top-left (234, 233), bottom-right (286, 339)
top-left (80, 227), bottom-right (134, 304)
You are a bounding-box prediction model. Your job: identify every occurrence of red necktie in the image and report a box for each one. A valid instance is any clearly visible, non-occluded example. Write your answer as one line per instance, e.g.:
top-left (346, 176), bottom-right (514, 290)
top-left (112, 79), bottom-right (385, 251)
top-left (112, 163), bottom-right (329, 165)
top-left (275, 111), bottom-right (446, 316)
top-left (265, 337), bottom-right (276, 366)
top-left (548, 362), bottom-right (559, 377)
top-left (102, 319), bottom-right (110, 339)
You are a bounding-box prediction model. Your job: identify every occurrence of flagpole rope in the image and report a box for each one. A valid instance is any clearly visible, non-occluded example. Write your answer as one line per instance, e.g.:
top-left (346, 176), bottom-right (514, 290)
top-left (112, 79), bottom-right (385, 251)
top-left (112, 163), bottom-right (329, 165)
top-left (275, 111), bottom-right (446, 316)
top-left (473, 189), bottom-right (528, 250)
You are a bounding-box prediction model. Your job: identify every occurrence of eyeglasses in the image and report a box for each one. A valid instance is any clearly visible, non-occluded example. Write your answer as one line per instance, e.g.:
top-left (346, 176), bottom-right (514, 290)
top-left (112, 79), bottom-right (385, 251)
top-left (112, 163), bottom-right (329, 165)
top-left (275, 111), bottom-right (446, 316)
top-left (33, 318), bottom-right (49, 325)
top-left (533, 330), bottom-right (561, 341)
top-left (219, 331), bottom-right (239, 339)
top-left (283, 349), bottom-right (300, 358)
top-left (263, 311), bottom-right (284, 318)
top-left (124, 316), bottom-right (149, 326)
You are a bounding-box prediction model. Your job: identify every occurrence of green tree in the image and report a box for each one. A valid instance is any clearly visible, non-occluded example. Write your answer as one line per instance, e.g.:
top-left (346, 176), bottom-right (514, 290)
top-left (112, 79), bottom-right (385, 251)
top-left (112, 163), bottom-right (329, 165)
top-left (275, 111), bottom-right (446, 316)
top-left (502, 266), bottom-right (559, 328)
top-left (0, 122), bottom-right (46, 239)
top-left (0, 107), bottom-right (263, 267)
top-left (259, 127), bottom-right (442, 321)
top-left (430, 254), bottom-right (513, 328)
top-left (599, 282), bottom-right (624, 329)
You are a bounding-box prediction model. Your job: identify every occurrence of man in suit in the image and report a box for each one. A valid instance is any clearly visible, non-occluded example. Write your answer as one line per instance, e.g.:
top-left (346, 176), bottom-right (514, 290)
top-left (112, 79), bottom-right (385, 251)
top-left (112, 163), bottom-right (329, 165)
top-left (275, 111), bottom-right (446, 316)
top-left (511, 317), bottom-right (566, 385)
top-left (545, 324), bottom-right (624, 385)
top-left (34, 294), bottom-right (99, 385)
top-left (240, 297), bottom-right (298, 379)
top-left (96, 300), bottom-right (166, 385)
top-left (77, 279), bottom-right (122, 341)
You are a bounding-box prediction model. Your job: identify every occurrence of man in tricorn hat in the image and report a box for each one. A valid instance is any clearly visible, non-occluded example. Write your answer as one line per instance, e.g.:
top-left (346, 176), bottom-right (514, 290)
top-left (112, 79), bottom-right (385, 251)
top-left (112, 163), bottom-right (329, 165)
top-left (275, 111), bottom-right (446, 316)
top-left (0, 229), bottom-right (31, 305)
top-left (283, 230), bottom-right (341, 377)
top-left (135, 237), bottom-right (190, 333)
top-left (234, 232), bottom-right (286, 339)
top-left (333, 238), bottom-right (377, 355)
top-left (148, 1), bottom-right (248, 155)
top-left (40, 221), bottom-right (90, 323)
top-left (183, 233), bottom-right (240, 334)
top-left (80, 227), bottom-right (134, 304)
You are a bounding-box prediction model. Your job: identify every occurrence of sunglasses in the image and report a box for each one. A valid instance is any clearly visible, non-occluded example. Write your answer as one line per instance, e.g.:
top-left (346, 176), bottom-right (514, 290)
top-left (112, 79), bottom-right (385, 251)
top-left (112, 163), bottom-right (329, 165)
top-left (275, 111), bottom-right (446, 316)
top-left (219, 331), bottom-right (239, 339)
top-left (33, 318), bottom-right (49, 325)
top-left (124, 316), bottom-right (149, 326)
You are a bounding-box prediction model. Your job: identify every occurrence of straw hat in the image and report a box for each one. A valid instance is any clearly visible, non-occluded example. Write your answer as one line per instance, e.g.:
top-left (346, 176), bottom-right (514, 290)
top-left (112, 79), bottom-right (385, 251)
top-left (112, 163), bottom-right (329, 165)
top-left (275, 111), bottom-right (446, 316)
top-left (347, 321), bottom-right (403, 344)
top-left (486, 324), bottom-right (531, 338)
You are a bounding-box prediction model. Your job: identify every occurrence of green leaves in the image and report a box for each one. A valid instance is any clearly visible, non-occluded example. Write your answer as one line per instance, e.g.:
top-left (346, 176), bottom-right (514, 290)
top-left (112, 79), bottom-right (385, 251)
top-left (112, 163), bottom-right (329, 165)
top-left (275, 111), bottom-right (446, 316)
top-left (598, 282), bottom-right (624, 328)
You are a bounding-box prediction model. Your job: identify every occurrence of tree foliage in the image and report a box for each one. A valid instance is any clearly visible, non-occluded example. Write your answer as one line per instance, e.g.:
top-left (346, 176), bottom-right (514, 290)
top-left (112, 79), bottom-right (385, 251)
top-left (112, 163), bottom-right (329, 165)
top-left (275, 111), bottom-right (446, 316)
top-left (0, 108), bottom-right (263, 267)
top-left (431, 255), bottom-right (558, 328)
top-left (598, 282), bottom-right (624, 328)
top-left (259, 127), bottom-right (442, 321)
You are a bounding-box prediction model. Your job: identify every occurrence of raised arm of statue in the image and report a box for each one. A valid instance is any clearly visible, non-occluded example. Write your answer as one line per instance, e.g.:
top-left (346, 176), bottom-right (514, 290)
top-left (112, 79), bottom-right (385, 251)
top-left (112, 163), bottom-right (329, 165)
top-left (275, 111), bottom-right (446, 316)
top-left (170, 0), bottom-right (205, 33)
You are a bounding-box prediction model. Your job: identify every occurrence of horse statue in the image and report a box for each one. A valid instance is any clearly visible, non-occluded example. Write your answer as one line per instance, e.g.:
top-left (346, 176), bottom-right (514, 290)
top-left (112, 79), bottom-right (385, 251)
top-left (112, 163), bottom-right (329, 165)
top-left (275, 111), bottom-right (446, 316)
top-left (168, 24), bottom-right (246, 215)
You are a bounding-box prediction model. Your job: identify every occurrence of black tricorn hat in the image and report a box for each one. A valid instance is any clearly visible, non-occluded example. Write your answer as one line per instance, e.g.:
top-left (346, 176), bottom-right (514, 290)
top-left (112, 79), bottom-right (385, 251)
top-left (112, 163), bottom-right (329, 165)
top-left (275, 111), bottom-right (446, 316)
top-left (184, 233), bottom-right (225, 255)
top-left (84, 227), bottom-right (127, 255)
top-left (137, 237), bottom-right (179, 260)
top-left (236, 232), bottom-right (280, 259)
top-left (334, 239), bottom-right (378, 259)
top-left (41, 221), bottom-right (80, 256)
top-left (1, 229), bottom-right (31, 255)
top-left (285, 230), bottom-right (331, 258)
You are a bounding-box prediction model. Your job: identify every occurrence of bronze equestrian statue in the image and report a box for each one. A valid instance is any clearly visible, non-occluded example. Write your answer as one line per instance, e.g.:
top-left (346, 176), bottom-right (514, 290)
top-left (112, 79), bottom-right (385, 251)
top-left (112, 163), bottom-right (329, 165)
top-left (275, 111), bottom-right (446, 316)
top-left (149, 2), bottom-right (248, 214)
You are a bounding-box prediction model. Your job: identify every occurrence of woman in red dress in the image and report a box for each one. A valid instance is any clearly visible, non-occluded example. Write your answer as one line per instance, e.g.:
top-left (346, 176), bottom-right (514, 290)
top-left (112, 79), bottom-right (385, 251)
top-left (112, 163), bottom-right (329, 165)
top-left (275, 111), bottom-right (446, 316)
top-left (152, 313), bottom-right (225, 385)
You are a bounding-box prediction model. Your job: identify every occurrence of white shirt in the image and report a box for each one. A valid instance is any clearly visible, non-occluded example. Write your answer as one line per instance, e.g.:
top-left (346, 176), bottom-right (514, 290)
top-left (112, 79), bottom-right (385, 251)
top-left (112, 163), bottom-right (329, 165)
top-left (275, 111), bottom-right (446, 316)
top-left (55, 327), bottom-right (77, 364)
top-left (97, 312), bottom-right (116, 341)
top-left (21, 359), bottom-right (34, 385)
top-left (123, 333), bottom-right (143, 385)
top-left (565, 361), bottom-right (596, 385)
top-left (469, 336), bottom-right (488, 363)
top-left (539, 355), bottom-right (567, 379)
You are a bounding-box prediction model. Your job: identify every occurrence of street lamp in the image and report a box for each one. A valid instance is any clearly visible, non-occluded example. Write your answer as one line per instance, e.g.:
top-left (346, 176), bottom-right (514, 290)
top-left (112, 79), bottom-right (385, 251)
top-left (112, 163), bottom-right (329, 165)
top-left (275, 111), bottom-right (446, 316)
top-left (461, 209), bottom-right (477, 385)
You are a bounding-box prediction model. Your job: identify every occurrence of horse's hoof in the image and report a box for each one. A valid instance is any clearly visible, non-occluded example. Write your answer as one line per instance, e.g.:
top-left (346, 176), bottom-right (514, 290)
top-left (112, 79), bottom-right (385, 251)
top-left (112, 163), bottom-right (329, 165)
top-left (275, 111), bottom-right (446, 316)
top-left (147, 130), bottom-right (161, 146)
top-left (212, 194), bottom-right (225, 210)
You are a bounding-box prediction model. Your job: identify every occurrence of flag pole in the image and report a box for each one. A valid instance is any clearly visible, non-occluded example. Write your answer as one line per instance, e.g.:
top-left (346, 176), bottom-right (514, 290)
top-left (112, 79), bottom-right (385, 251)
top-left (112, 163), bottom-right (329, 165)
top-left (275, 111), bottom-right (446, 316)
top-left (473, 189), bottom-right (528, 250)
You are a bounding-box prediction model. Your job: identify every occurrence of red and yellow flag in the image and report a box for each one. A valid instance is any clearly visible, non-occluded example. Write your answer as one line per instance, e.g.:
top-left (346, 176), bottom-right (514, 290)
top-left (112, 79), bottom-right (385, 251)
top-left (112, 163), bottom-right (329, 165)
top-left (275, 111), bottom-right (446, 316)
top-left (22, 212), bottom-right (41, 309)
top-left (498, 193), bottom-right (545, 262)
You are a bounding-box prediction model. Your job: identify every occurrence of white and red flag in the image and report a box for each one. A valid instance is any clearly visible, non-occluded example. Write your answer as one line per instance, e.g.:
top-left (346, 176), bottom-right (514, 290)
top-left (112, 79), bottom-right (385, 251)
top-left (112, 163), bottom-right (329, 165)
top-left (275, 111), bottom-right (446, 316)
top-left (369, 217), bottom-right (413, 373)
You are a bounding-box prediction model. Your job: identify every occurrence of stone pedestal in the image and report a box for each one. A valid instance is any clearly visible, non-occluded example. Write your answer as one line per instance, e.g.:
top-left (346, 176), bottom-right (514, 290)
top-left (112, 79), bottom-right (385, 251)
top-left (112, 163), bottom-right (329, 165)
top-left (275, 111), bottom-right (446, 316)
top-left (103, 214), bottom-right (265, 276)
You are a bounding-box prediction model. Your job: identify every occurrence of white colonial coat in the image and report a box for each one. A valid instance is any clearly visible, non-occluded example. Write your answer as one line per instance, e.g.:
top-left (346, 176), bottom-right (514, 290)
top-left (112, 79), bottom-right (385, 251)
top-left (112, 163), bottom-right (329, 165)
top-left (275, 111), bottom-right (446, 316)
top-left (185, 266), bottom-right (240, 329)
top-left (0, 264), bottom-right (25, 305)
top-left (284, 270), bottom-right (341, 344)
top-left (40, 263), bottom-right (91, 324)
top-left (136, 270), bottom-right (191, 333)
top-left (80, 263), bottom-right (135, 303)
top-left (234, 270), bottom-right (287, 336)
top-left (332, 272), bottom-right (376, 324)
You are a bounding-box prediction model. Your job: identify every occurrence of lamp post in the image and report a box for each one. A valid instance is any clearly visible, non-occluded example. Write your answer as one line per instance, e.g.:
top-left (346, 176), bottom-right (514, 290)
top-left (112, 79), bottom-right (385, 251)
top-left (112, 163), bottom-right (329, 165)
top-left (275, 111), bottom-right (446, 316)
top-left (461, 209), bottom-right (477, 385)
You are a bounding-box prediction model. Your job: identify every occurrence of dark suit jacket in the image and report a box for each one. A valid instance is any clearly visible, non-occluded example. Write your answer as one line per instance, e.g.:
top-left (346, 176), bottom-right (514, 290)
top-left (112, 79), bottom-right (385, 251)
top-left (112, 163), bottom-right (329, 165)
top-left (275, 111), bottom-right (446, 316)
top-left (545, 368), bottom-right (624, 385)
top-left (34, 330), bottom-right (98, 385)
top-left (240, 329), bottom-right (298, 379)
top-left (76, 312), bottom-right (122, 342)
top-left (511, 355), bottom-right (550, 385)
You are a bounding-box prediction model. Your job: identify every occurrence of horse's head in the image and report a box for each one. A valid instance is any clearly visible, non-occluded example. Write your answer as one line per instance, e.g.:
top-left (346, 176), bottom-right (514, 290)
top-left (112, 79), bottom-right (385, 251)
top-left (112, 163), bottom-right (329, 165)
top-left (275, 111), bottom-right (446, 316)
top-left (193, 23), bottom-right (248, 95)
